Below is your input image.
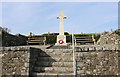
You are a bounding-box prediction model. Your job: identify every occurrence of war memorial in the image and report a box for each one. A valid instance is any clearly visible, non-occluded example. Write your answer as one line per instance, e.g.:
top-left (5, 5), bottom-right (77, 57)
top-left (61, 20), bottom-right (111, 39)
top-left (0, 11), bottom-right (119, 77)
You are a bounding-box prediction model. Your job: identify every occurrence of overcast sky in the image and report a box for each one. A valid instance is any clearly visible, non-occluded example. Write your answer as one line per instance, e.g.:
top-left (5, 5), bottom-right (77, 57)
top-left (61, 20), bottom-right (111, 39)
top-left (2, 2), bottom-right (118, 35)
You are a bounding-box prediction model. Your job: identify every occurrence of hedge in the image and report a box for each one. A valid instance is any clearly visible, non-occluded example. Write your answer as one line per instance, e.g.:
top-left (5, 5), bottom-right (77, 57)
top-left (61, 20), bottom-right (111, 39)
top-left (28, 33), bottom-right (101, 45)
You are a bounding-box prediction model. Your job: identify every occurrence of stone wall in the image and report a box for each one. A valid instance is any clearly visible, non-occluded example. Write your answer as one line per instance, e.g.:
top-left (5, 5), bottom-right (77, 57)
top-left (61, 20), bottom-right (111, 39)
top-left (0, 46), bottom-right (40, 76)
top-left (97, 31), bottom-right (120, 45)
top-left (75, 45), bottom-right (119, 75)
top-left (0, 45), bottom-right (119, 76)
top-left (1, 31), bottom-right (27, 47)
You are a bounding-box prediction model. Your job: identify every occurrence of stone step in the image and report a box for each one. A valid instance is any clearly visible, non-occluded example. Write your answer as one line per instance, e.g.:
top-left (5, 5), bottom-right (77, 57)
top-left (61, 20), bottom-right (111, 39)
top-left (29, 40), bottom-right (42, 41)
top-left (32, 72), bottom-right (74, 76)
top-left (39, 52), bottom-right (73, 57)
top-left (75, 37), bottom-right (92, 39)
top-left (28, 42), bottom-right (41, 43)
top-left (34, 67), bottom-right (73, 73)
top-left (76, 40), bottom-right (93, 42)
top-left (76, 38), bottom-right (93, 40)
top-left (36, 62), bottom-right (73, 67)
top-left (48, 46), bottom-right (71, 49)
top-left (43, 49), bottom-right (73, 53)
top-left (37, 57), bottom-right (73, 62)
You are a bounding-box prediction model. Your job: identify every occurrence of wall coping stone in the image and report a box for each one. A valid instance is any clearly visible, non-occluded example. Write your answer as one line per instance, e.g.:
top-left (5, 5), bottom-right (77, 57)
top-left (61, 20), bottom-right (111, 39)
top-left (45, 49), bottom-right (73, 50)
top-left (0, 45), bottom-right (119, 52)
top-left (75, 45), bottom-right (120, 51)
top-left (0, 46), bottom-right (31, 51)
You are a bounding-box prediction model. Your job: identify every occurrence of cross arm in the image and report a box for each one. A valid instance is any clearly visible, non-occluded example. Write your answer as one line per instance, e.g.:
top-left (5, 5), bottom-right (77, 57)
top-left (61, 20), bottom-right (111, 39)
top-left (64, 15), bottom-right (67, 19)
top-left (57, 15), bottom-right (60, 19)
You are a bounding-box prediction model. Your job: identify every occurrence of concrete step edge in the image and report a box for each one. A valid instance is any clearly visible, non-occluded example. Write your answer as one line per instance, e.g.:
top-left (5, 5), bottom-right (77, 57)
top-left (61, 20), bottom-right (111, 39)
top-left (37, 57), bottom-right (73, 62)
top-left (32, 72), bottom-right (74, 75)
top-left (34, 67), bottom-right (74, 72)
top-left (36, 62), bottom-right (73, 67)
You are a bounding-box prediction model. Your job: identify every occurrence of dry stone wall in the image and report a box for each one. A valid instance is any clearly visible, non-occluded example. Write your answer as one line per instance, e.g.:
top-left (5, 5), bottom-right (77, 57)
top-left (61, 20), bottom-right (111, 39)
top-left (75, 45), bottom-right (119, 75)
top-left (97, 31), bottom-right (120, 45)
top-left (0, 46), bottom-right (40, 76)
top-left (1, 31), bottom-right (27, 47)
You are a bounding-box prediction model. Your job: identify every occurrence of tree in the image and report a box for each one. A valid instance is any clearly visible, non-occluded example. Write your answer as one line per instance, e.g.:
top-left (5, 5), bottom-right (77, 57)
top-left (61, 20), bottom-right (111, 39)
top-left (0, 26), bottom-right (11, 33)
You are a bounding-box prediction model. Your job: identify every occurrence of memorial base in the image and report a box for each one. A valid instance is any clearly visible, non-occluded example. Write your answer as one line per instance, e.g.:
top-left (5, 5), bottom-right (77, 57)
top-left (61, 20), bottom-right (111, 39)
top-left (55, 35), bottom-right (67, 46)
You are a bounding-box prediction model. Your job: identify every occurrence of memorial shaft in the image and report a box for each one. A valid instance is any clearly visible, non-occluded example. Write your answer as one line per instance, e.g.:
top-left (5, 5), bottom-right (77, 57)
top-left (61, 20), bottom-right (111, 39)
top-left (59, 18), bottom-right (64, 35)
top-left (57, 11), bottom-right (66, 35)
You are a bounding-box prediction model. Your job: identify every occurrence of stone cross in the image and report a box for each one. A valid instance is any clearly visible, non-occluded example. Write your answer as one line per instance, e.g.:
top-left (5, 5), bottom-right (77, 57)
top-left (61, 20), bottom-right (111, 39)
top-left (57, 11), bottom-right (67, 35)
top-left (55, 11), bottom-right (67, 45)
